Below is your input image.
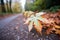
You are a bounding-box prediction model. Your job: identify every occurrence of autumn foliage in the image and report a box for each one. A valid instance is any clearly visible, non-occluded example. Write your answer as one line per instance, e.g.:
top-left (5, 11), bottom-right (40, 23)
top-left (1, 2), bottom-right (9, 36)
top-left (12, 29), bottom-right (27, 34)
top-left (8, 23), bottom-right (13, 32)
top-left (41, 12), bottom-right (60, 35)
top-left (24, 11), bottom-right (60, 35)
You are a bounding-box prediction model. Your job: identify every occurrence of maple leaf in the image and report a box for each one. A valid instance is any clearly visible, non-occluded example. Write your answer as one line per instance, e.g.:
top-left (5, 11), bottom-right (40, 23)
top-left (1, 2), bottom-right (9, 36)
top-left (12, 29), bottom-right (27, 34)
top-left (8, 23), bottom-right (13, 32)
top-left (24, 12), bottom-right (48, 34)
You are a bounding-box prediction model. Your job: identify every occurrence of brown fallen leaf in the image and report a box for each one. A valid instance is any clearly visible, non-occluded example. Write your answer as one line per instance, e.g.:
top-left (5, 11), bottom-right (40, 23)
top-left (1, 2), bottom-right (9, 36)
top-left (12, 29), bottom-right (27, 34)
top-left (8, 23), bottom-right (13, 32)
top-left (33, 21), bottom-right (42, 34)
top-left (54, 25), bottom-right (60, 29)
top-left (55, 30), bottom-right (60, 34)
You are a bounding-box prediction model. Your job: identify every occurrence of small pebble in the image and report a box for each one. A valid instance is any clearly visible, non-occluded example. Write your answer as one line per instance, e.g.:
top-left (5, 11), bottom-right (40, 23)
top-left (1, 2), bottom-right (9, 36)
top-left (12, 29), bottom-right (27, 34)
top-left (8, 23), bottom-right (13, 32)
top-left (38, 39), bottom-right (40, 40)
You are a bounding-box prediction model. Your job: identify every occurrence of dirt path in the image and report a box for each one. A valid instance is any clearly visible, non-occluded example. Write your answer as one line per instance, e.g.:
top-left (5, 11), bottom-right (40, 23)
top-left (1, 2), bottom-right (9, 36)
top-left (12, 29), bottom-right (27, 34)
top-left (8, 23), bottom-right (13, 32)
top-left (0, 14), bottom-right (59, 40)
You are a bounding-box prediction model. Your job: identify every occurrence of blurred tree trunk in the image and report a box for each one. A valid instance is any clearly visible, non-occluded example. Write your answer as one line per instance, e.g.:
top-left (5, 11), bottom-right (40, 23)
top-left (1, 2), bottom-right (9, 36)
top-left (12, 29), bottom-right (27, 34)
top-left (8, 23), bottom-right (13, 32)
top-left (1, 0), bottom-right (6, 12)
top-left (9, 0), bottom-right (12, 12)
top-left (6, 0), bottom-right (10, 12)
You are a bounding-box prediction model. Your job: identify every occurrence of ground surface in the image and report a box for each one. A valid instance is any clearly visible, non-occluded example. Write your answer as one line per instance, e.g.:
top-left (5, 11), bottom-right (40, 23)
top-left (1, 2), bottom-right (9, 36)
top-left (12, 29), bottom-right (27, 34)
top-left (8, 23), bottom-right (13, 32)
top-left (0, 13), bottom-right (60, 40)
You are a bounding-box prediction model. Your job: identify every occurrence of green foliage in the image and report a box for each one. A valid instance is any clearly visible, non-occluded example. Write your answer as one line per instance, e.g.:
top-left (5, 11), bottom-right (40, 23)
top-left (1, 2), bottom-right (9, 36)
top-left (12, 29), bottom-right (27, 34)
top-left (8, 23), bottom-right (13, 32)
top-left (50, 6), bottom-right (60, 12)
top-left (34, 0), bottom-right (44, 6)
top-left (25, 3), bottom-right (34, 11)
top-left (25, 0), bottom-right (60, 12)
top-left (45, 0), bottom-right (52, 9)
top-left (25, 0), bottom-right (46, 11)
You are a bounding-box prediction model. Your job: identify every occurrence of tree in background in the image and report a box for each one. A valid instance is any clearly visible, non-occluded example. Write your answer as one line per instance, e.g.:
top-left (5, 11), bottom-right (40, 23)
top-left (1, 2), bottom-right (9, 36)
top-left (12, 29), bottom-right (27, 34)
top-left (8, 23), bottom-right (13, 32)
top-left (9, 0), bottom-right (12, 12)
top-left (0, 0), bottom-right (22, 13)
top-left (0, 0), bottom-right (12, 13)
top-left (12, 1), bottom-right (22, 13)
top-left (5, 0), bottom-right (9, 12)
top-left (5, 0), bottom-right (12, 12)
top-left (0, 0), bottom-right (6, 12)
